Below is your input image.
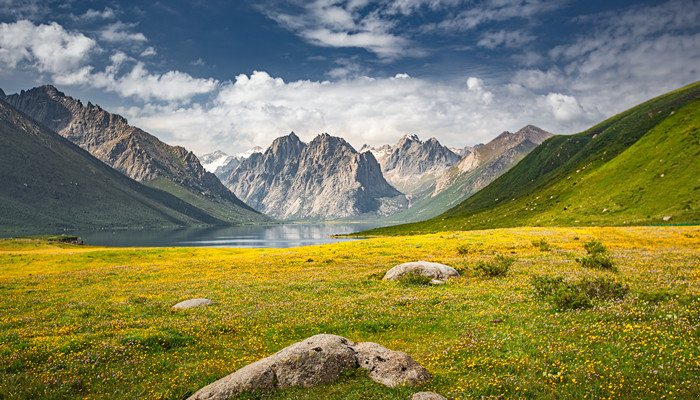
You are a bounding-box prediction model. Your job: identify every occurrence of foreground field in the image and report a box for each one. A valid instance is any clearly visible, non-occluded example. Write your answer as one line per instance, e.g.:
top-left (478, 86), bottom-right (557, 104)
top-left (1, 227), bottom-right (699, 399)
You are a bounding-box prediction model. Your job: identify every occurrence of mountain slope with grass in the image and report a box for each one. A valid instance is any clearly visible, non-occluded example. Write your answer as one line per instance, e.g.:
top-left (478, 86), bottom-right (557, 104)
top-left (2, 85), bottom-right (268, 224)
top-left (362, 81), bottom-right (700, 235)
top-left (0, 99), bottom-right (232, 234)
top-left (378, 125), bottom-right (551, 223)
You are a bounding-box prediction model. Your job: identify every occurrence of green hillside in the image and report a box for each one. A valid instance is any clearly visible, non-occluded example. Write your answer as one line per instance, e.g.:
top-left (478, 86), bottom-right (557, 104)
top-left (363, 81), bottom-right (700, 235)
top-left (0, 99), bottom-right (236, 234)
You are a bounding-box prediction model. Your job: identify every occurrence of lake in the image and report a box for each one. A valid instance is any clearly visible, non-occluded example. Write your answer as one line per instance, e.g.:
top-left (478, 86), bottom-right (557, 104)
top-left (76, 222), bottom-right (390, 248)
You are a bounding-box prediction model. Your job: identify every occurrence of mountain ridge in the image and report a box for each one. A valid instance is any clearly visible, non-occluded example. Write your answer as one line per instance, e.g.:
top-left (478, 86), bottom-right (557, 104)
top-left (222, 132), bottom-right (406, 220)
top-left (0, 97), bottom-right (236, 233)
top-left (2, 85), bottom-right (268, 224)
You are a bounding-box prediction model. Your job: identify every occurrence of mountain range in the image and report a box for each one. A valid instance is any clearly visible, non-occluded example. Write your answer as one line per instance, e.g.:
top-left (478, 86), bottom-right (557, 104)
top-left (362, 80), bottom-right (700, 235)
top-left (1, 86), bottom-right (268, 225)
top-left (219, 132), bottom-right (406, 220)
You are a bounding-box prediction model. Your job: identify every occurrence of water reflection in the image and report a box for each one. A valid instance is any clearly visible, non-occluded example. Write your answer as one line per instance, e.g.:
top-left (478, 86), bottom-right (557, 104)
top-left (78, 222), bottom-right (388, 248)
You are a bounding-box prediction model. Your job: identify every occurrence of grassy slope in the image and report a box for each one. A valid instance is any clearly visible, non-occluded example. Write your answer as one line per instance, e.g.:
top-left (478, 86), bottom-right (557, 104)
top-left (146, 178), bottom-right (274, 225)
top-left (0, 226), bottom-right (698, 399)
top-left (0, 101), bottom-right (229, 234)
top-left (363, 81), bottom-right (700, 235)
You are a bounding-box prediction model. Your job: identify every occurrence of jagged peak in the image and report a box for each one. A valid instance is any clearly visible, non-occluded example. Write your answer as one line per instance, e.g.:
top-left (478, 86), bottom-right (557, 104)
top-left (398, 133), bottom-right (421, 144)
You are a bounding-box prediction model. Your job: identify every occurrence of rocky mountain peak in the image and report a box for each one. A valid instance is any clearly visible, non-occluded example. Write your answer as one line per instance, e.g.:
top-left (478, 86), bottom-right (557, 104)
top-left (374, 134), bottom-right (461, 193)
top-left (221, 131), bottom-right (405, 220)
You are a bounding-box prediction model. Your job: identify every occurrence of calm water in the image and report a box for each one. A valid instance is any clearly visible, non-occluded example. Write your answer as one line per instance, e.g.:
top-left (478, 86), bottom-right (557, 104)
top-left (77, 222), bottom-right (390, 248)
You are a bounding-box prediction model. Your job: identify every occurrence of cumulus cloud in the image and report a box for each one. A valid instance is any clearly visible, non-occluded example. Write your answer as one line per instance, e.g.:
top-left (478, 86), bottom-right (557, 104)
top-left (0, 20), bottom-right (218, 102)
top-left (0, 20), bottom-right (97, 77)
top-left (123, 71), bottom-right (594, 156)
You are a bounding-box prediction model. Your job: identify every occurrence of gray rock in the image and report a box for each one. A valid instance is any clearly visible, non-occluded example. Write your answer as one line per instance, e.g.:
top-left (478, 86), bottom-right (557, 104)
top-left (413, 392), bottom-right (448, 400)
top-left (383, 261), bottom-right (460, 282)
top-left (187, 358), bottom-right (276, 400)
top-left (663, 216), bottom-right (672, 221)
top-left (187, 334), bottom-right (357, 400)
top-left (187, 334), bottom-right (432, 399)
top-left (354, 342), bottom-right (431, 387)
top-left (272, 334), bottom-right (357, 389)
top-left (172, 298), bottom-right (213, 309)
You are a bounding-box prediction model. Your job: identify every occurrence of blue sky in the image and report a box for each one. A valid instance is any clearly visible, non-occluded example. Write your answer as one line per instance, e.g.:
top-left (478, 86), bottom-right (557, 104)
top-left (1, 0), bottom-right (699, 155)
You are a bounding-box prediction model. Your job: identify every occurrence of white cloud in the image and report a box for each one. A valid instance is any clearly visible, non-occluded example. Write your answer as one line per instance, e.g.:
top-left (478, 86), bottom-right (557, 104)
top-left (477, 30), bottom-right (535, 49)
top-left (543, 93), bottom-right (584, 122)
top-left (0, 20), bottom-right (217, 103)
top-left (521, 0), bottom-right (700, 119)
top-left (264, 0), bottom-right (420, 59)
top-left (140, 46), bottom-right (157, 57)
top-left (0, 0), bottom-right (51, 20)
top-left (123, 71), bottom-right (593, 156)
top-left (99, 21), bottom-right (147, 43)
top-left (0, 20), bottom-right (97, 77)
top-left (72, 7), bottom-right (115, 21)
top-left (432, 0), bottom-right (564, 32)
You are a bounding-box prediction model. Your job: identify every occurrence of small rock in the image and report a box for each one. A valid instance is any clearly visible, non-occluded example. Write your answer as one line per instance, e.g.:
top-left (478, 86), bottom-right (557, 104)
top-left (172, 298), bottom-right (213, 309)
top-left (354, 342), bottom-right (431, 387)
top-left (430, 279), bottom-right (445, 285)
top-left (383, 261), bottom-right (460, 281)
top-left (413, 392), bottom-right (448, 400)
top-left (602, 208), bottom-right (608, 212)
top-left (663, 216), bottom-right (672, 221)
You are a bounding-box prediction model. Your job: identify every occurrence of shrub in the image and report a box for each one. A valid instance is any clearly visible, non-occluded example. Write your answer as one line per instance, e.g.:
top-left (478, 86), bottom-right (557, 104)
top-left (532, 237), bottom-right (552, 251)
top-left (577, 239), bottom-right (616, 271)
top-left (397, 272), bottom-right (432, 286)
top-left (531, 275), bottom-right (628, 311)
top-left (552, 286), bottom-right (592, 310)
top-left (474, 255), bottom-right (515, 277)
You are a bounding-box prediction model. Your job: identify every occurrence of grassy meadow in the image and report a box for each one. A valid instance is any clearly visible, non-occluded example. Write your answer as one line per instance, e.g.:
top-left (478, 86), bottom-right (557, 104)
top-left (1, 226), bottom-right (699, 399)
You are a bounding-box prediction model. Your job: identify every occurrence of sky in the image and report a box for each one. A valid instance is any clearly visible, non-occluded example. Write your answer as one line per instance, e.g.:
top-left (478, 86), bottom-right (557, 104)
top-left (0, 0), bottom-right (699, 156)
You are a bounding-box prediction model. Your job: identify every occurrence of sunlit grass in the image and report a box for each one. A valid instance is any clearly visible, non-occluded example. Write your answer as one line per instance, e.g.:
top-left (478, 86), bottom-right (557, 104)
top-left (1, 226), bottom-right (698, 399)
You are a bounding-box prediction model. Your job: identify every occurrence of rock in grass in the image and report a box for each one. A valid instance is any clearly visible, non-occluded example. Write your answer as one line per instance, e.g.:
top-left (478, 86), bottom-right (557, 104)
top-left (383, 261), bottom-right (459, 282)
top-left (272, 334), bottom-right (357, 389)
top-left (187, 334), bottom-right (431, 399)
top-left (413, 392), bottom-right (448, 400)
top-left (172, 298), bottom-right (213, 309)
top-left (354, 342), bottom-right (431, 387)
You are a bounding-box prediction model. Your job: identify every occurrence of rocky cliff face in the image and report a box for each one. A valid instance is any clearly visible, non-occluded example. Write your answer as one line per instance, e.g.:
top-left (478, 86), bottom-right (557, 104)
top-left (3, 85), bottom-right (264, 222)
top-left (222, 132), bottom-right (406, 220)
top-left (362, 134), bottom-right (460, 193)
top-left (434, 125), bottom-right (552, 195)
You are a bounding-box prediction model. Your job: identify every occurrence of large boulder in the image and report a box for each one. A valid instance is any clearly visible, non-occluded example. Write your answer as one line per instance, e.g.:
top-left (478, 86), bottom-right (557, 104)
top-left (187, 334), bottom-right (431, 399)
top-left (188, 334), bottom-right (357, 400)
top-left (271, 334), bottom-right (357, 389)
top-left (383, 261), bottom-right (460, 281)
top-left (354, 342), bottom-right (431, 387)
top-left (172, 298), bottom-right (213, 309)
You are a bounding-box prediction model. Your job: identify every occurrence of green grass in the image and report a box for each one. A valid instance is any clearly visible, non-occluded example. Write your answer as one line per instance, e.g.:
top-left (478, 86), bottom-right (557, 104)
top-left (361, 81), bottom-right (700, 236)
top-left (1, 226), bottom-right (698, 399)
